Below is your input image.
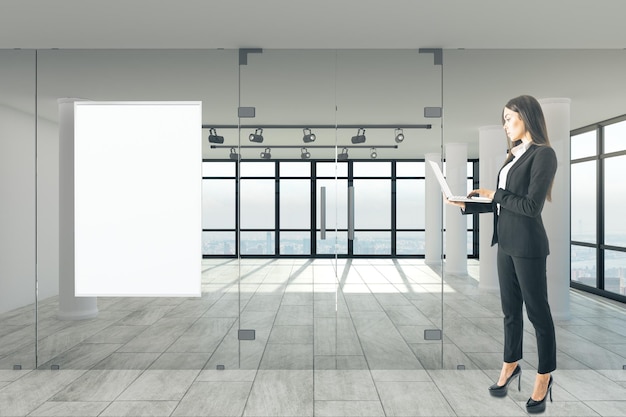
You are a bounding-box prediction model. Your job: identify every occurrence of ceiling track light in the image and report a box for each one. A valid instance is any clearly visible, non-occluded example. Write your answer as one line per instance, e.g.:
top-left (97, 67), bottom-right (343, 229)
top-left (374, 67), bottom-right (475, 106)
top-left (229, 147), bottom-right (240, 161)
top-left (260, 147), bottom-right (272, 159)
top-left (249, 128), bottom-right (264, 143)
top-left (351, 128), bottom-right (366, 144)
top-left (302, 128), bottom-right (316, 143)
top-left (337, 147), bottom-right (349, 161)
top-left (301, 147), bottom-right (311, 159)
top-left (395, 128), bottom-right (405, 143)
top-left (370, 147), bottom-right (378, 159)
top-left (208, 127), bottom-right (224, 144)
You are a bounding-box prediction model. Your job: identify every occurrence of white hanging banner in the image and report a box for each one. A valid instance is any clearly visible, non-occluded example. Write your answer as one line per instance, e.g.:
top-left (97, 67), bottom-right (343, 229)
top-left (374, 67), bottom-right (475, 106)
top-left (73, 101), bottom-right (202, 297)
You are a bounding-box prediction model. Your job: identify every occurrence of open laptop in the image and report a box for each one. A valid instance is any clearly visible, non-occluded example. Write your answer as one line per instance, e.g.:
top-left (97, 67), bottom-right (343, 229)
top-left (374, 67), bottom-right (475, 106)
top-left (428, 160), bottom-right (492, 203)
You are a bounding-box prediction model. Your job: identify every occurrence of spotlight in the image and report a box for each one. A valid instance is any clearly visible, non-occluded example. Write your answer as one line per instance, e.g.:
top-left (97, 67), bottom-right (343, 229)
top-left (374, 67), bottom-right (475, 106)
top-left (260, 147), bottom-right (272, 159)
top-left (395, 128), bottom-right (405, 143)
top-left (351, 128), bottom-right (366, 144)
top-left (370, 148), bottom-right (378, 159)
top-left (302, 128), bottom-right (316, 143)
top-left (337, 147), bottom-right (349, 161)
top-left (208, 128), bottom-right (224, 144)
top-left (301, 147), bottom-right (311, 159)
top-left (249, 128), bottom-right (264, 143)
top-left (229, 147), bottom-right (240, 161)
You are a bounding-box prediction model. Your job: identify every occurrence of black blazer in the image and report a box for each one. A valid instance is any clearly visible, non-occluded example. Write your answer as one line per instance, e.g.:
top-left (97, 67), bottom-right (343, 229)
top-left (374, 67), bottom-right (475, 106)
top-left (464, 144), bottom-right (557, 258)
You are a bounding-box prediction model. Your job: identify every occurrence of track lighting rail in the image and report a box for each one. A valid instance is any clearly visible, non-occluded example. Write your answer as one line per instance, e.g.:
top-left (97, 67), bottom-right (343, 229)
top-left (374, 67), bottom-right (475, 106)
top-left (202, 124), bottom-right (431, 129)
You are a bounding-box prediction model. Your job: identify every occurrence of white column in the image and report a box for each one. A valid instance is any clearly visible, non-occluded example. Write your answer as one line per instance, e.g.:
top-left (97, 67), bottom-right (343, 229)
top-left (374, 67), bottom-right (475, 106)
top-left (539, 98), bottom-right (571, 321)
top-left (58, 98), bottom-right (98, 320)
top-left (444, 143), bottom-right (468, 275)
top-left (425, 153), bottom-right (443, 265)
top-left (478, 126), bottom-right (507, 291)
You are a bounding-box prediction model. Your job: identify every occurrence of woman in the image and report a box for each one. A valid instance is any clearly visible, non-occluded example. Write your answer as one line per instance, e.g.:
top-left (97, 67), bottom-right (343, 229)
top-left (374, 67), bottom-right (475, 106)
top-left (448, 95), bottom-right (557, 414)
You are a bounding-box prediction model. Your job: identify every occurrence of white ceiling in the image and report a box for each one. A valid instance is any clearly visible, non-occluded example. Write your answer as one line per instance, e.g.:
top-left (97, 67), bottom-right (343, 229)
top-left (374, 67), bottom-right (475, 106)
top-left (2, 0), bottom-right (626, 50)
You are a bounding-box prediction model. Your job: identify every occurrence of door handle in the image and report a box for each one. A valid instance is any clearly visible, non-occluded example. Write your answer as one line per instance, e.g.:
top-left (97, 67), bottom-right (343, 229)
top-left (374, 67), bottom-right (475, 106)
top-left (320, 186), bottom-right (326, 240)
top-left (348, 185), bottom-right (354, 240)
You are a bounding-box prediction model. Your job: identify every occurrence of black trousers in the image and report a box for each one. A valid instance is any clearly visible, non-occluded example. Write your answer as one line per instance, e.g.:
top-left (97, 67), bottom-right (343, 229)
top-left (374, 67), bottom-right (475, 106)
top-left (497, 247), bottom-right (557, 374)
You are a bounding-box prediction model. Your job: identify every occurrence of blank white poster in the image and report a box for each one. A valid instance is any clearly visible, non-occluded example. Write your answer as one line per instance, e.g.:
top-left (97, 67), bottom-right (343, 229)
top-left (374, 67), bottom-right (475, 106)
top-left (74, 101), bottom-right (202, 296)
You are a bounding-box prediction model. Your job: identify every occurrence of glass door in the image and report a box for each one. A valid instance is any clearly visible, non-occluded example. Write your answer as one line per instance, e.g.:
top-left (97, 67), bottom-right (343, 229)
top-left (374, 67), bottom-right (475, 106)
top-left (334, 49), bottom-right (444, 370)
top-left (235, 49), bottom-right (339, 371)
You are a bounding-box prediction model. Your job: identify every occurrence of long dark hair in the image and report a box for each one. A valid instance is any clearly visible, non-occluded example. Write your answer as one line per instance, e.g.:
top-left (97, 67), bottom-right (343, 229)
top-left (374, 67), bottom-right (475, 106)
top-left (502, 95), bottom-right (553, 201)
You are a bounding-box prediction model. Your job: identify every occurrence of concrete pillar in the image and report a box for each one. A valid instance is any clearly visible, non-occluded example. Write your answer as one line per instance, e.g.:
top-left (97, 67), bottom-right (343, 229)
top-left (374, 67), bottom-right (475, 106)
top-left (58, 98), bottom-right (98, 320)
top-left (425, 153), bottom-right (443, 265)
top-left (478, 126), bottom-right (507, 291)
top-left (539, 98), bottom-right (571, 320)
top-left (444, 143), bottom-right (468, 275)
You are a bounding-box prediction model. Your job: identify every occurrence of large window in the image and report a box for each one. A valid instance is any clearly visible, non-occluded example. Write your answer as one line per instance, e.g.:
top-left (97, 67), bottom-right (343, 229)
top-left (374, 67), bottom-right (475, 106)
top-left (202, 159), bottom-right (480, 258)
top-left (570, 116), bottom-right (626, 302)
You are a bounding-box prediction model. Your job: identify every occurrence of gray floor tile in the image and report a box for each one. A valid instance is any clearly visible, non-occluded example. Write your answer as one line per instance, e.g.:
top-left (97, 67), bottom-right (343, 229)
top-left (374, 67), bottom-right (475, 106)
top-left (314, 355), bottom-right (369, 370)
top-left (92, 352), bottom-right (161, 370)
top-left (51, 369), bottom-right (142, 401)
top-left (84, 325), bottom-right (148, 344)
top-left (99, 400), bottom-right (178, 417)
top-left (584, 400), bottom-right (626, 417)
top-left (149, 352), bottom-right (211, 370)
top-left (275, 305), bottom-right (313, 326)
top-left (513, 400), bottom-right (603, 417)
top-left (269, 325), bottom-right (313, 344)
top-left (117, 370), bottom-right (199, 401)
top-left (0, 369), bottom-right (30, 382)
top-left (351, 312), bottom-right (422, 370)
top-left (28, 401), bottom-right (109, 416)
top-left (196, 369), bottom-right (257, 381)
top-left (0, 370), bottom-right (85, 417)
top-left (172, 381), bottom-right (252, 416)
top-left (244, 370), bottom-right (313, 416)
top-left (370, 369), bottom-right (431, 382)
top-left (314, 370), bottom-right (378, 401)
top-left (166, 317), bottom-right (237, 353)
top-left (375, 381), bottom-right (456, 416)
top-left (315, 400), bottom-right (385, 417)
top-left (428, 370), bottom-right (527, 416)
top-left (556, 370), bottom-right (626, 400)
top-left (116, 317), bottom-right (195, 353)
top-left (259, 343), bottom-right (313, 370)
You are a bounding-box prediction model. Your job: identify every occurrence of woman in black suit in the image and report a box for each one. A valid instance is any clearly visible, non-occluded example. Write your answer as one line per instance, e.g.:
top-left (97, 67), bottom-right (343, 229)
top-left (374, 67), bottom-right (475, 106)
top-left (448, 95), bottom-right (557, 414)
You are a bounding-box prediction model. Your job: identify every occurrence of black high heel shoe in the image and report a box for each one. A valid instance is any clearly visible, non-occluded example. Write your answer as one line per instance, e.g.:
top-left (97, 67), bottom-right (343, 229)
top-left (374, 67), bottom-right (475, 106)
top-left (488, 365), bottom-right (521, 397)
top-left (526, 375), bottom-right (553, 414)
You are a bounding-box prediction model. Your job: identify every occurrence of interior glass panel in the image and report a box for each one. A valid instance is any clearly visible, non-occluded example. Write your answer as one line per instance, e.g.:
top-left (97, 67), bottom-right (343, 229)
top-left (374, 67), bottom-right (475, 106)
top-left (34, 49), bottom-right (238, 370)
top-left (0, 50), bottom-right (37, 369)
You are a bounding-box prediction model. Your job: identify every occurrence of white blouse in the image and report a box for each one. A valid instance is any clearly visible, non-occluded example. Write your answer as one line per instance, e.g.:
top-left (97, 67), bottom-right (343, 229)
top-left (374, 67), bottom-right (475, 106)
top-left (497, 141), bottom-right (530, 213)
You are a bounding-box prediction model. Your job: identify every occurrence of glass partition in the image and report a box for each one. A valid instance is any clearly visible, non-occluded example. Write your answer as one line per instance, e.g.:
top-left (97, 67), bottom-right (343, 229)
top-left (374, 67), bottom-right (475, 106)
top-left (33, 49), bottom-right (239, 370)
top-left (0, 50), bottom-right (37, 370)
top-left (4, 46), bottom-right (626, 378)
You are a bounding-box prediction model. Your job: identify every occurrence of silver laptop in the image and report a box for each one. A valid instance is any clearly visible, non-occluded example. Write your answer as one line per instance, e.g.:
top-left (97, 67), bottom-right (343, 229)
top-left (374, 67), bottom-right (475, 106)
top-left (428, 160), bottom-right (492, 203)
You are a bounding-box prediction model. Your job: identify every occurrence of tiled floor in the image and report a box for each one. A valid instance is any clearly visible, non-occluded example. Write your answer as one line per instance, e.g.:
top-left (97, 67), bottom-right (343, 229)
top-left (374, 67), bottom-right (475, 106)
top-left (1, 258), bottom-right (625, 416)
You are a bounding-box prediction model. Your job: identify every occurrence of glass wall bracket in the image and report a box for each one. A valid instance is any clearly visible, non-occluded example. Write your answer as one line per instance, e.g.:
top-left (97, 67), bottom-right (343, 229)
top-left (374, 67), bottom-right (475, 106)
top-left (238, 48), bottom-right (263, 65)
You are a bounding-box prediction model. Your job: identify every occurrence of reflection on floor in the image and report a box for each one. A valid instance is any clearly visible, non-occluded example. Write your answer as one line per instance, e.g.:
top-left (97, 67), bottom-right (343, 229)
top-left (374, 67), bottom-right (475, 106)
top-left (0, 259), bottom-right (625, 416)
